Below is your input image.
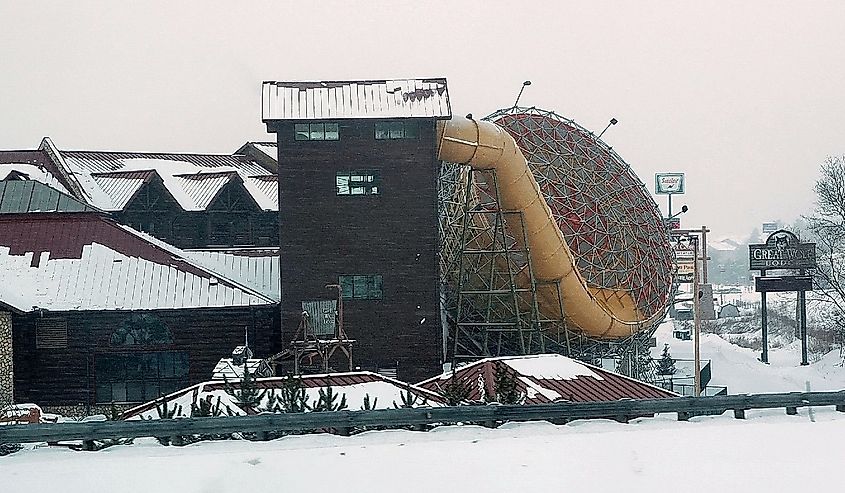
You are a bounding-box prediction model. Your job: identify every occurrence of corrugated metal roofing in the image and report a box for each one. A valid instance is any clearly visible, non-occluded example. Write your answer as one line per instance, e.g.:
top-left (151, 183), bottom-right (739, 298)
top-left (252, 143), bottom-right (277, 161)
top-left (172, 171), bottom-right (236, 211)
top-left (58, 151), bottom-right (277, 212)
top-left (182, 248), bottom-right (279, 301)
top-left (90, 171), bottom-right (154, 210)
top-left (63, 151), bottom-right (270, 175)
top-left (262, 78), bottom-right (451, 121)
top-left (244, 175), bottom-right (278, 211)
top-left (418, 354), bottom-right (677, 404)
top-left (0, 180), bottom-right (96, 214)
top-left (0, 214), bottom-right (275, 312)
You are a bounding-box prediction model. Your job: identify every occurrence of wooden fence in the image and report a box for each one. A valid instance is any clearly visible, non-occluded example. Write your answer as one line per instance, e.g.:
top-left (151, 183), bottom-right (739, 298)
top-left (2, 390), bottom-right (844, 449)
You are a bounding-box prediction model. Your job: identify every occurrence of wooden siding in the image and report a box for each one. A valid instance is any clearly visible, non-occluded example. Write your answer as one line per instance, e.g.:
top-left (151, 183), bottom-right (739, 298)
top-left (272, 118), bottom-right (442, 383)
top-left (12, 306), bottom-right (280, 407)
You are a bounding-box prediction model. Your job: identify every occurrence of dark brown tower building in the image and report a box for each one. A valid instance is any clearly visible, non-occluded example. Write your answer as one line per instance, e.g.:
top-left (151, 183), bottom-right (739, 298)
top-left (263, 79), bottom-right (451, 382)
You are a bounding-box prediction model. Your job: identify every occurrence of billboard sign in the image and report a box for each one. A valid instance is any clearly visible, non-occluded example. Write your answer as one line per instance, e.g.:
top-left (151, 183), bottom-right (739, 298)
top-left (762, 222), bottom-right (778, 234)
top-left (676, 261), bottom-right (694, 283)
top-left (749, 230), bottom-right (816, 271)
top-left (655, 173), bottom-right (685, 194)
top-left (664, 217), bottom-right (681, 230)
top-left (755, 276), bottom-right (813, 293)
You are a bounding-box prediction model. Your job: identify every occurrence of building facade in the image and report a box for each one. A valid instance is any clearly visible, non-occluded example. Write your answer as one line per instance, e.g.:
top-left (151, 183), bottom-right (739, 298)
top-left (264, 79), bottom-right (450, 382)
top-left (0, 185), bottom-right (279, 413)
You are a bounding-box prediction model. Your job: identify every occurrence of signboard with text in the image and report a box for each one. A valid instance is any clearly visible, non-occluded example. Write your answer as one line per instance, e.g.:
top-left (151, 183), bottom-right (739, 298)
top-left (674, 242), bottom-right (695, 283)
top-left (755, 276), bottom-right (813, 293)
top-left (655, 173), bottom-right (685, 194)
top-left (664, 217), bottom-right (681, 230)
top-left (748, 229), bottom-right (816, 271)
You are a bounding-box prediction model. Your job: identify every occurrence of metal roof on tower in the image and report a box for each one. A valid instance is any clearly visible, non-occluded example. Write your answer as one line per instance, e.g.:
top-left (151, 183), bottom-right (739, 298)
top-left (261, 78), bottom-right (451, 121)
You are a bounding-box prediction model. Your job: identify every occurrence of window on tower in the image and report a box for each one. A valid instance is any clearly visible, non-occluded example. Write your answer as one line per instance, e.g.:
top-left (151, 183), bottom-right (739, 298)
top-left (295, 122), bottom-right (339, 141)
top-left (339, 275), bottom-right (383, 300)
top-left (336, 171), bottom-right (380, 195)
top-left (374, 121), bottom-right (419, 140)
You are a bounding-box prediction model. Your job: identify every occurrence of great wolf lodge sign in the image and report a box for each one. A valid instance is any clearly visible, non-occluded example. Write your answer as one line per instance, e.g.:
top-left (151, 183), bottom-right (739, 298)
top-left (749, 230), bottom-right (816, 270)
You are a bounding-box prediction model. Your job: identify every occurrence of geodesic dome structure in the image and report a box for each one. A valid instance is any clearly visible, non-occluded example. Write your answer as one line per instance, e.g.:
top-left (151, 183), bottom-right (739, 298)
top-left (438, 105), bottom-right (673, 350)
top-left (484, 107), bottom-right (673, 322)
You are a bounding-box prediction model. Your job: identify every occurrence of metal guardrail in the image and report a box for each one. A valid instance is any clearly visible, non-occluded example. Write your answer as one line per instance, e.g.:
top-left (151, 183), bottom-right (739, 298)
top-left (2, 390), bottom-right (844, 447)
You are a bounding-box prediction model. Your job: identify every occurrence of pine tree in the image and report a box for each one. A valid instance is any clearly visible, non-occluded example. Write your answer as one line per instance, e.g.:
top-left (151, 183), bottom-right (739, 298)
top-left (273, 374), bottom-right (311, 413)
top-left (657, 343), bottom-right (677, 376)
top-left (311, 384), bottom-right (348, 412)
top-left (225, 364), bottom-right (268, 413)
top-left (191, 395), bottom-right (226, 417)
top-left (393, 387), bottom-right (427, 408)
top-left (361, 393), bottom-right (379, 411)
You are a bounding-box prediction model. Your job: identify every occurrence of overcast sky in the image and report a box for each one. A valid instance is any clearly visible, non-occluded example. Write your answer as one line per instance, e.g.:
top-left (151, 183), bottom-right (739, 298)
top-left (2, 1), bottom-right (844, 238)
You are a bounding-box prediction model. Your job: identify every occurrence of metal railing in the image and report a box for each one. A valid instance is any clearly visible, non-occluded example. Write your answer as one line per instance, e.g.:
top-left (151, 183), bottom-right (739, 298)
top-left (2, 390), bottom-right (844, 448)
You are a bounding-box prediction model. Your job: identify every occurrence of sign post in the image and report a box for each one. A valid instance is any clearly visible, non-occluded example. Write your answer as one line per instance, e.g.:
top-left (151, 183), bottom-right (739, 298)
top-left (749, 230), bottom-right (816, 365)
top-left (672, 226), bottom-right (710, 396)
top-left (655, 172), bottom-right (685, 221)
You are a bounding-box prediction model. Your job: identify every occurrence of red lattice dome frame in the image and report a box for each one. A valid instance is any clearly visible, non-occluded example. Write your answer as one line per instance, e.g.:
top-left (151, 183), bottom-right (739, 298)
top-left (484, 107), bottom-right (673, 321)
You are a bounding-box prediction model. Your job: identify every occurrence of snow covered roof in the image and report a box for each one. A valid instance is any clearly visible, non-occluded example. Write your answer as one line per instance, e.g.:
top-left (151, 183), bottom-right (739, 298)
top-left (262, 78), bottom-right (451, 121)
top-left (0, 213), bottom-right (276, 312)
top-left (182, 248), bottom-right (279, 301)
top-left (1, 162), bottom-right (71, 195)
top-left (418, 354), bottom-right (677, 404)
top-left (58, 151), bottom-right (277, 212)
top-left (120, 371), bottom-right (445, 419)
top-left (211, 358), bottom-right (273, 381)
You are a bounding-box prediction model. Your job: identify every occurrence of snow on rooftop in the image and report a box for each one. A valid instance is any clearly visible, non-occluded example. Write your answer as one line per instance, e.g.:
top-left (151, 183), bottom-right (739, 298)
top-left (182, 249), bottom-right (279, 301)
top-left (0, 163), bottom-right (70, 195)
top-left (502, 354), bottom-right (604, 381)
top-left (60, 154), bottom-right (277, 212)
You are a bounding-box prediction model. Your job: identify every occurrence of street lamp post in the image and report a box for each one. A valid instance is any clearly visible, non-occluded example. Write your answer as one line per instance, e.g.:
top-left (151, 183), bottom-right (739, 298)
top-left (513, 80), bottom-right (531, 107)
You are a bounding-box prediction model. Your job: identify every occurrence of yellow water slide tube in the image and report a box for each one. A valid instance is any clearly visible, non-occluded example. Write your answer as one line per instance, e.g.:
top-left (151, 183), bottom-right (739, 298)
top-left (437, 117), bottom-right (664, 339)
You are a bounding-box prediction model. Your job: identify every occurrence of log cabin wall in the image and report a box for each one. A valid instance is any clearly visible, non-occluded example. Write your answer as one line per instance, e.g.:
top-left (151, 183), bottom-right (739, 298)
top-left (272, 118), bottom-right (442, 382)
top-left (11, 306), bottom-right (279, 408)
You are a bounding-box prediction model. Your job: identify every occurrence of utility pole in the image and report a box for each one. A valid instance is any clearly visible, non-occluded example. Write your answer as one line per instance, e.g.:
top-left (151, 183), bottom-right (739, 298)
top-left (693, 234), bottom-right (701, 397)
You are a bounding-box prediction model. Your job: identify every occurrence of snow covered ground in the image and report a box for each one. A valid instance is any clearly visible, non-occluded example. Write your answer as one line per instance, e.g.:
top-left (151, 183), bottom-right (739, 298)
top-left (653, 319), bottom-right (845, 393)
top-left (3, 410), bottom-right (845, 492)
top-left (3, 319), bottom-right (844, 491)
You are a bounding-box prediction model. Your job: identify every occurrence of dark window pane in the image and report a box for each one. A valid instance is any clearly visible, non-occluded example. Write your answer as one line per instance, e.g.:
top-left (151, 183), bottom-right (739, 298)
top-left (353, 276), bottom-right (367, 299)
top-left (389, 121), bottom-right (403, 139)
top-left (375, 122), bottom-right (389, 140)
top-left (160, 352), bottom-right (175, 378)
top-left (143, 353), bottom-right (158, 377)
top-left (96, 383), bottom-right (112, 403)
top-left (111, 382), bottom-right (127, 402)
top-left (126, 381), bottom-right (144, 402)
top-left (340, 276), bottom-right (353, 299)
top-left (174, 352), bottom-right (190, 377)
top-left (325, 123), bottom-right (339, 140)
top-left (336, 174), bottom-right (350, 195)
top-left (125, 354), bottom-right (143, 379)
top-left (309, 123), bottom-right (324, 140)
top-left (295, 124), bottom-right (309, 140)
top-left (371, 275), bottom-right (383, 299)
top-left (145, 381), bottom-right (160, 400)
top-left (405, 121), bottom-right (419, 138)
